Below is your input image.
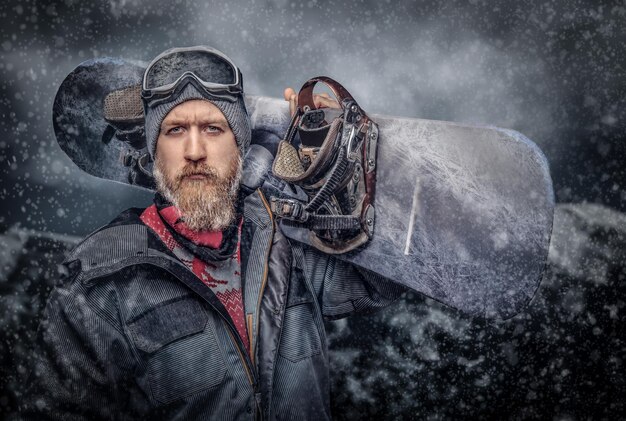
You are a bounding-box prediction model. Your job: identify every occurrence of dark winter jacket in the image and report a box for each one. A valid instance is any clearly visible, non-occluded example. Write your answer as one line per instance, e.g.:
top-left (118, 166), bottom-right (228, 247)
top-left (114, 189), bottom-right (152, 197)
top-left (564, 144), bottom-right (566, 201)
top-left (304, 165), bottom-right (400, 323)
top-left (20, 186), bottom-right (405, 420)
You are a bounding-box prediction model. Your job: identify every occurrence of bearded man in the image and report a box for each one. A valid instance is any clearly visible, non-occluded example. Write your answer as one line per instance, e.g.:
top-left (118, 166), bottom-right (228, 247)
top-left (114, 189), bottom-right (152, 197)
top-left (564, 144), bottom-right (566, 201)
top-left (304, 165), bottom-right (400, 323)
top-left (21, 46), bottom-right (405, 420)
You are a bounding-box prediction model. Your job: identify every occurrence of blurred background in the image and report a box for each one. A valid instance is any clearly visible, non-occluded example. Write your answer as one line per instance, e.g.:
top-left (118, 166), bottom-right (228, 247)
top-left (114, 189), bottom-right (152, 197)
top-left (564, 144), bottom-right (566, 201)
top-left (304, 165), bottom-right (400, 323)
top-left (0, 0), bottom-right (624, 419)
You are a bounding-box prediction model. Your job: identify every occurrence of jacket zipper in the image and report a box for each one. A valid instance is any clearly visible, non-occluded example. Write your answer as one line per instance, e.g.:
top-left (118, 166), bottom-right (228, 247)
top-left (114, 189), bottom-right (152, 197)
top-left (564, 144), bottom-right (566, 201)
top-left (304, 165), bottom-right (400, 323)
top-left (244, 190), bottom-right (275, 421)
top-left (253, 190), bottom-right (274, 363)
top-left (224, 320), bottom-right (255, 385)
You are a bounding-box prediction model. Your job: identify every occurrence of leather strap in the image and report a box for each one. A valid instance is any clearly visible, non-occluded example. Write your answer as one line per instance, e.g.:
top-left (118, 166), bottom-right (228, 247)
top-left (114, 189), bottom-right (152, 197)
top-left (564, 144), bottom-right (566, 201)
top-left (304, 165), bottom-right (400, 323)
top-left (298, 76), bottom-right (355, 111)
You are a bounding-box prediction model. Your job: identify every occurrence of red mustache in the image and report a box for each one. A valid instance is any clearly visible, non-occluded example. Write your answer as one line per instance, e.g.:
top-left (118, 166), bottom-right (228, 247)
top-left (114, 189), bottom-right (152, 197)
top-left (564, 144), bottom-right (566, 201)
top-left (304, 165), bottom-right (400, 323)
top-left (175, 164), bottom-right (222, 190)
top-left (176, 164), bottom-right (220, 184)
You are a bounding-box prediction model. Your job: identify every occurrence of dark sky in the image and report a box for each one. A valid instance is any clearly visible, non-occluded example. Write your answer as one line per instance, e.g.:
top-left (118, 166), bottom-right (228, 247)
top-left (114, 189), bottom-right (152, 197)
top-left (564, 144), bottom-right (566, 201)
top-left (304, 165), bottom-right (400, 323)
top-left (1, 0), bottom-right (624, 236)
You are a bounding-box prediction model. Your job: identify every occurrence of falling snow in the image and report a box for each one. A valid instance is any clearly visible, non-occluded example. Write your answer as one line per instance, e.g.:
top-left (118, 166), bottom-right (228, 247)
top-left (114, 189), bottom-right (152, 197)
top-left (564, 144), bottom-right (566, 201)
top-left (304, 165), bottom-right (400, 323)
top-left (0, 0), bottom-right (624, 419)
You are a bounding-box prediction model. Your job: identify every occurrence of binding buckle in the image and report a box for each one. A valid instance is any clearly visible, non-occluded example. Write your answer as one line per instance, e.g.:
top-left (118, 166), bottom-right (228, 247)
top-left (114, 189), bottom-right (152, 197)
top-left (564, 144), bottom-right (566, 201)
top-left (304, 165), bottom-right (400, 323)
top-left (270, 197), bottom-right (309, 222)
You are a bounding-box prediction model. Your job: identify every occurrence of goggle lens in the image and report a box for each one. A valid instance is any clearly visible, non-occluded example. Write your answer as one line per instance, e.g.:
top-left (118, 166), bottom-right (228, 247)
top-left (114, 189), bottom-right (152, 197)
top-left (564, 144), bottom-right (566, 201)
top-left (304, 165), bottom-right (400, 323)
top-left (144, 49), bottom-right (237, 90)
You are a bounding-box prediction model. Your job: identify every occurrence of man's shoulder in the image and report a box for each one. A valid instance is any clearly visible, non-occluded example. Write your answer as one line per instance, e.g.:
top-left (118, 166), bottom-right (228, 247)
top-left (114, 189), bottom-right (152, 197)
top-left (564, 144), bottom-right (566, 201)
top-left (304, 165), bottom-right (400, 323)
top-left (50, 207), bottom-right (187, 324)
top-left (65, 207), bottom-right (151, 272)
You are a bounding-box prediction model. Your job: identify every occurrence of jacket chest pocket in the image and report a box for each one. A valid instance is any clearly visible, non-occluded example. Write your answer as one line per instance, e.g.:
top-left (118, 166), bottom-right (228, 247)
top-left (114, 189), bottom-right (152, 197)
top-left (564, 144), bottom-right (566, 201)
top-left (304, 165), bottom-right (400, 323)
top-left (126, 297), bottom-right (227, 404)
top-left (278, 267), bottom-right (323, 362)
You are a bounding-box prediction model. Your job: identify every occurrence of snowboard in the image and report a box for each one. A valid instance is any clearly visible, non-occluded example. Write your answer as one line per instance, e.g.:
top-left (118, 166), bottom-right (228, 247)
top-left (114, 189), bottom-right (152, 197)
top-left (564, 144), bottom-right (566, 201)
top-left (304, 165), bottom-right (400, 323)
top-left (248, 96), bottom-right (554, 319)
top-left (54, 58), bottom-right (554, 319)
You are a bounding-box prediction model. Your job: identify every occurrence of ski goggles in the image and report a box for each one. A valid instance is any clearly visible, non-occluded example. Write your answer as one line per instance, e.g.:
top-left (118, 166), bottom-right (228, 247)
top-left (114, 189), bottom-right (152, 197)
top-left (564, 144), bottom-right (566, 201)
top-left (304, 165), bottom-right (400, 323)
top-left (141, 46), bottom-right (243, 107)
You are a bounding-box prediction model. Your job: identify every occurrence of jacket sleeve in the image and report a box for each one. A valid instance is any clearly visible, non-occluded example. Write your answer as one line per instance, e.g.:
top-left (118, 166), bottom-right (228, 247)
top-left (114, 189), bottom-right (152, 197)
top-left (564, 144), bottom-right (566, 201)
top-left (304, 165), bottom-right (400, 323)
top-left (295, 244), bottom-right (408, 320)
top-left (20, 282), bottom-right (132, 420)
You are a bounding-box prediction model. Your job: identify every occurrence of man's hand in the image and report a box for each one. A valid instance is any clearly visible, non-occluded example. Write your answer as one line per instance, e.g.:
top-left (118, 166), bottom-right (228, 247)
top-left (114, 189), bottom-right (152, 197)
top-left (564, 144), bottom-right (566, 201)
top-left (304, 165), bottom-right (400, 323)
top-left (283, 87), bottom-right (340, 117)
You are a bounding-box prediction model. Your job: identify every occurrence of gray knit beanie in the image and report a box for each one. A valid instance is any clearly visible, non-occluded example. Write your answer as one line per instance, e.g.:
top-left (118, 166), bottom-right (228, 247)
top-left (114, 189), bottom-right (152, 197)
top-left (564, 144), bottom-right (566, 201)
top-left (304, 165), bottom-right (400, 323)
top-left (144, 83), bottom-right (251, 159)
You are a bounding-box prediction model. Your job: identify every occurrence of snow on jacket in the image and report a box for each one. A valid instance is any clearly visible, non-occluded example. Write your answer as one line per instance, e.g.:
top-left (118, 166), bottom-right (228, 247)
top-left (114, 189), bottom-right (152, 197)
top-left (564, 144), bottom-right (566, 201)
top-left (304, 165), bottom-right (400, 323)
top-left (20, 187), bottom-right (405, 421)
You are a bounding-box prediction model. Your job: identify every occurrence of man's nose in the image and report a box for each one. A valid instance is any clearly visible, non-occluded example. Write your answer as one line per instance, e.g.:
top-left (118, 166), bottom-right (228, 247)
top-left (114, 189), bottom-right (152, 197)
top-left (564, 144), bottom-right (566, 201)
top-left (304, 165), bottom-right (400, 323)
top-left (183, 128), bottom-right (207, 162)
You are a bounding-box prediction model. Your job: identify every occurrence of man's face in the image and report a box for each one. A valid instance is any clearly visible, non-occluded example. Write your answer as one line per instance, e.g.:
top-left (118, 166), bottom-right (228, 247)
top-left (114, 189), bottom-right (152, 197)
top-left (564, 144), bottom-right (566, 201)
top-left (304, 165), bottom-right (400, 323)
top-left (153, 99), bottom-right (242, 232)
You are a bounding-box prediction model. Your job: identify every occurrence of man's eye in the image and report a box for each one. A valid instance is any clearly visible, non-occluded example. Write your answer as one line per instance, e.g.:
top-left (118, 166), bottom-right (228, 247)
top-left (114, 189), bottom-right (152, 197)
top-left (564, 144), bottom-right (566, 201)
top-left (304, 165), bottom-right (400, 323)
top-left (167, 126), bottom-right (183, 134)
top-left (204, 125), bottom-right (223, 134)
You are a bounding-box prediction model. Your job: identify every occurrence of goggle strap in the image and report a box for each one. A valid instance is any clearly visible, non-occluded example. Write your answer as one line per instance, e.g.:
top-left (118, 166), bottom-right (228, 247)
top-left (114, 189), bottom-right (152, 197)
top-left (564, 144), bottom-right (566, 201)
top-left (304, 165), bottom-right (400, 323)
top-left (142, 76), bottom-right (239, 108)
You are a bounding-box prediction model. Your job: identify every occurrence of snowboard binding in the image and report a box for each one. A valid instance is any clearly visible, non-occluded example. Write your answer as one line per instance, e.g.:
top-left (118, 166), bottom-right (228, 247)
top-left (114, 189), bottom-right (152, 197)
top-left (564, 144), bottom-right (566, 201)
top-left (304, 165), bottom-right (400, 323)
top-left (270, 77), bottom-right (379, 254)
top-left (101, 84), bottom-right (156, 189)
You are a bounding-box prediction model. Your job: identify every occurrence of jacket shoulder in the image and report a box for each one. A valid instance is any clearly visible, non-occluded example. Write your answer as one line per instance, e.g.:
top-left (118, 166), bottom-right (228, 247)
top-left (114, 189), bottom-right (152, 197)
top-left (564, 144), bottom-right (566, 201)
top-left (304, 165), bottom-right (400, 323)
top-left (65, 207), bottom-right (150, 272)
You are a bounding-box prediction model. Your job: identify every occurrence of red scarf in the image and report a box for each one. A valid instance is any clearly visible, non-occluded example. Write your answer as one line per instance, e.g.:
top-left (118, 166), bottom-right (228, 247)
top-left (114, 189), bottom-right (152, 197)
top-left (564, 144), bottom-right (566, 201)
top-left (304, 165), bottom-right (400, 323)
top-left (140, 201), bottom-right (249, 354)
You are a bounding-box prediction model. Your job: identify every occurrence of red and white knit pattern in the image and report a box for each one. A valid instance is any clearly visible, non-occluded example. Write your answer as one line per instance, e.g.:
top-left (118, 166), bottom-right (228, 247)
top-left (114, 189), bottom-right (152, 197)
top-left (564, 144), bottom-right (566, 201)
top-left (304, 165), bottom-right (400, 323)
top-left (140, 205), bottom-right (249, 354)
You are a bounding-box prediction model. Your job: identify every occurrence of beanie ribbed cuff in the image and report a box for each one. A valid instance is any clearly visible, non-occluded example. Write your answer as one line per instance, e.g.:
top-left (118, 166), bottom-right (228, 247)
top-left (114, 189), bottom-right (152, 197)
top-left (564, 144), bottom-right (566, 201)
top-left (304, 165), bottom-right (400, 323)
top-left (145, 84), bottom-right (251, 160)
